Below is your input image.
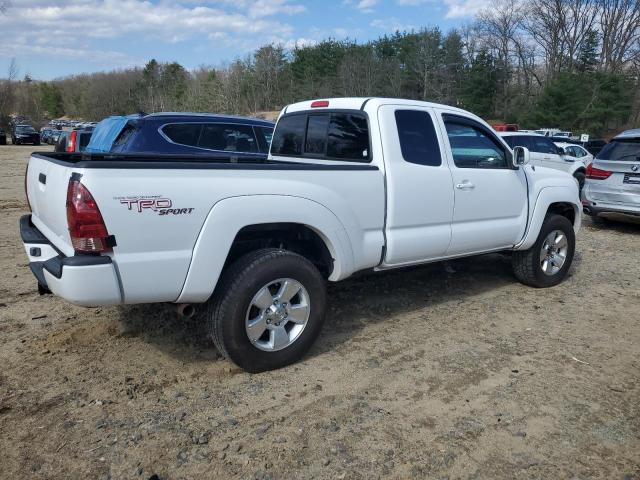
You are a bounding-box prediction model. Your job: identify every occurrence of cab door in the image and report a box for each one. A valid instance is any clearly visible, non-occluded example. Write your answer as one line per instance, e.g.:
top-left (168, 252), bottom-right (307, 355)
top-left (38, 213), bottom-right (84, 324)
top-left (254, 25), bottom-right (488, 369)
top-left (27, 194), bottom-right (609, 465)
top-left (438, 113), bottom-right (528, 255)
top-left (380, 105), bottom-right (454, 266)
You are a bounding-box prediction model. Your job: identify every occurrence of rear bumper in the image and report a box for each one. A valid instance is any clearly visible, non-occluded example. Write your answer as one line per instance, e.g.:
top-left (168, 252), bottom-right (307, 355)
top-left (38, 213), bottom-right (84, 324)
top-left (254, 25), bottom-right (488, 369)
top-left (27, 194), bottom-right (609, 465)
top-left (582, 203), bottom-right (640, 219)
top-left (20, 214), bottom-right (122, 306)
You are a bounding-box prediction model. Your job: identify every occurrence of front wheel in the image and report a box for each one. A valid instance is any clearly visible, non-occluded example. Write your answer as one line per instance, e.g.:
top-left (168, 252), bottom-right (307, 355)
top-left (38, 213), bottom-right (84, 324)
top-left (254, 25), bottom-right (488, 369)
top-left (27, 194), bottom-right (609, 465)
top-left (207, 248), bottom-right (327, 373)
top-left (512, 214), bottom-right (575, 288)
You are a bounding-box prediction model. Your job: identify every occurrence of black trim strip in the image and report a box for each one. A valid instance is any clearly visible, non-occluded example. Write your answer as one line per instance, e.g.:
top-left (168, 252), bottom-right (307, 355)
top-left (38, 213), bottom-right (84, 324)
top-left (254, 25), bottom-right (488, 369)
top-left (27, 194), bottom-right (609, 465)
top-left (30, 262), bottom-right (48, 287)
top-left (31, 153), bottom-right (379, 171)
top-left (43, 255), bottom-right (112, 279)
top-left (20, 215), bottom-right (49, 244)
top-left (360, 98), bottom-right (373, 110)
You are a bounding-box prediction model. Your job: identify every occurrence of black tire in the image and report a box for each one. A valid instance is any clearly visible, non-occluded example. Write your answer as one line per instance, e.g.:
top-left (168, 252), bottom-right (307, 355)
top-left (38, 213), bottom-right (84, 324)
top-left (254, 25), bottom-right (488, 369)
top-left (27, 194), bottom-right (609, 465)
top-left (512, 214), bottom-right (575, 288)
top-left (574, 171), bottom-right (585, 194)
top-left (207, 248), bottom-right (327, 373)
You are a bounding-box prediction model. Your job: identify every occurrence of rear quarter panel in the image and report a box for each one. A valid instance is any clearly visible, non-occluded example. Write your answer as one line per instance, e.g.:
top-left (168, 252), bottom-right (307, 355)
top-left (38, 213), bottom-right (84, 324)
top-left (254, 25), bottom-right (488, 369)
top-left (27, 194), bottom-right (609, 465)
top-left (80, 166), bottom-right (385, 304)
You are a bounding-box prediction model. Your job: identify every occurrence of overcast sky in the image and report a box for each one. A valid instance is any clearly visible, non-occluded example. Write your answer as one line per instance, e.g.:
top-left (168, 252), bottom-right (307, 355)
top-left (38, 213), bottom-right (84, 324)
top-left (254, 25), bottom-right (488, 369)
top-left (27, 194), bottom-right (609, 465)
top-left (0, 0), bottom-right (489, 80)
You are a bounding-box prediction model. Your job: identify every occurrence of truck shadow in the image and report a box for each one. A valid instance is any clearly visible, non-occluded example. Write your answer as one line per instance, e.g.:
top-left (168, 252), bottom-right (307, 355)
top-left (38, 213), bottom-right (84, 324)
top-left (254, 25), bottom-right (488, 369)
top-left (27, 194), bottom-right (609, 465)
top-left (584, 215), bottom-right (640, 233)
top-left (115, 253), bottom-right (540, 365)
top-left (309, 253), bottom-right (525, 359)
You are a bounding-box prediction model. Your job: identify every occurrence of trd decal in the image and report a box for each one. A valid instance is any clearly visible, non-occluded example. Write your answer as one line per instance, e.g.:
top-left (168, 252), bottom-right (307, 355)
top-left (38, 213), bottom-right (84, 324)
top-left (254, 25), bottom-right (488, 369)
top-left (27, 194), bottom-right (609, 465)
top-left (115, 195), bottom-right (194, 215)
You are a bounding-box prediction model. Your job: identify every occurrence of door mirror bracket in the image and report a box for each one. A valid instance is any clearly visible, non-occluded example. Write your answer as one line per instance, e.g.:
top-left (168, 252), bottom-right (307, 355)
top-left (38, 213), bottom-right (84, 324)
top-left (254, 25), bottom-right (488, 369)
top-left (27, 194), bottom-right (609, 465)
top-left (513, 146), bottom-right (530, 167)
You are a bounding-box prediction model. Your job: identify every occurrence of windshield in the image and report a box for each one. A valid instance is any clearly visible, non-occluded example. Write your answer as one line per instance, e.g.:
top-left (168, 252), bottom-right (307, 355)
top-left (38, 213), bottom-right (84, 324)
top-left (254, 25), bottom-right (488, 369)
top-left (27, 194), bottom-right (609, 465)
top-left (596, 140), bottom-right (640, 161)
top-left (16, 125), bottom-right (36, 133)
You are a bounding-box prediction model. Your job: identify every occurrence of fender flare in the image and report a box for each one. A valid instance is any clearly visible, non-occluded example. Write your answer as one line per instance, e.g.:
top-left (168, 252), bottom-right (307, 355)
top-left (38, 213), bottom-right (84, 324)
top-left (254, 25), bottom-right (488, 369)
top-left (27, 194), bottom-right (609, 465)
top-left (176, 195), bottom-right (354, 303)
top-left (516, 186), bottom-right (581, 250)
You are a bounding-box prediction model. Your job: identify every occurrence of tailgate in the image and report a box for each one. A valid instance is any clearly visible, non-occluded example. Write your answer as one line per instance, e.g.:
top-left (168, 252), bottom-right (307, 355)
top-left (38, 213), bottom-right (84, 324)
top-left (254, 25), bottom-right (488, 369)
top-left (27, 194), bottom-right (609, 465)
top-left (26, 154), bottom-right (76, 256)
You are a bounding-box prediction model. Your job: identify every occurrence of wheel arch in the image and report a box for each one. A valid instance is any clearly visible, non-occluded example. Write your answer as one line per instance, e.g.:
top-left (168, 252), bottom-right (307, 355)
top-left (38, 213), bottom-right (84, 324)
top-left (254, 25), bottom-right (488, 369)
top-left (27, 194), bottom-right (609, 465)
top-left (176, 195), bottom-right (354, 303)
top-left (516, 186), bottom-right (581, 251)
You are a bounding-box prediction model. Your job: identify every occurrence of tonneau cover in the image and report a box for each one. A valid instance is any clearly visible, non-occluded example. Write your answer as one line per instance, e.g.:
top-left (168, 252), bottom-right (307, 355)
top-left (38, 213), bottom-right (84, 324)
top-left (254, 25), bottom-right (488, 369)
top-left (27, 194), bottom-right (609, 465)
top-left (85, 115), bottom-right (136, 153)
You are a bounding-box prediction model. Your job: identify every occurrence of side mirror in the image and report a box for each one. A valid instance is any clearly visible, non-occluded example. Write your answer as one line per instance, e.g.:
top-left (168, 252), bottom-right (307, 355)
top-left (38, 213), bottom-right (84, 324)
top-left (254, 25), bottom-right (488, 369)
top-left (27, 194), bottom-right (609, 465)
top-left (513, 146), bottom-right (530, 167)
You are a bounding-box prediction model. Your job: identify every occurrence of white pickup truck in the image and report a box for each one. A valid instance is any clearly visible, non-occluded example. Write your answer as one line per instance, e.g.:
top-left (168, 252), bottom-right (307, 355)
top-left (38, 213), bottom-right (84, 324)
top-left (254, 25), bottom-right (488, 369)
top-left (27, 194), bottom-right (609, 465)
top-left (21, 98), bottom-right (581, 372)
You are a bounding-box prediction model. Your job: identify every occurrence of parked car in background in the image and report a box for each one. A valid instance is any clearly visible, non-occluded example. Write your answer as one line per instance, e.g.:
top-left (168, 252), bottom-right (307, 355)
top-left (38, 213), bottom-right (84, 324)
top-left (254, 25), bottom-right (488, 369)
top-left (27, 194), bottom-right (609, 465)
top-left (491, 123), bottom-right (518, 132)
top-left (582, 128), bottom-right (640, 221)
top-left (11, 124), bottom-right (41, 145)
top-left (582, 139), bottom-right (607, 157)
top-left (53, 131), bottom-right (70, 152)
top-left (21, 97), bottom-right (581, 372)
top-left (54, 128), bottom-right (93, 153)
top-left (501, 132), bottom-right (587, 191)
top-left (86, 113), bottom-right (274, 157)
top-left (48, 130), bottom-right (63, 145)
top-left (554, 142), bottom-right (593, 166)
top-left (535, 128), bottom-right (571, 138)
top-left (0, 128), bottom-right (6, 145)
top-left (40, 129), bottom-right (56, 144)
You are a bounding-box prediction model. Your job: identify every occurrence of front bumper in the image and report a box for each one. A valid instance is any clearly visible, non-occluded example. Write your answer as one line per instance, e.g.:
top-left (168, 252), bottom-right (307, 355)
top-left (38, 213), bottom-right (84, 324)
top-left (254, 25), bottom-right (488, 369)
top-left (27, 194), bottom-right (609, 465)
top-left (20, 215), bottom-right (122, 306)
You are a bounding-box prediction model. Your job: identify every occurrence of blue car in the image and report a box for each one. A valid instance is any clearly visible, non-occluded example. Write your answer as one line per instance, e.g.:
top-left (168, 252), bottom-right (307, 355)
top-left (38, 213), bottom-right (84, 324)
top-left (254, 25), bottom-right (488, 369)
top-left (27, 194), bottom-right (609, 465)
top-left (86, 113), bottom-right (275, 158)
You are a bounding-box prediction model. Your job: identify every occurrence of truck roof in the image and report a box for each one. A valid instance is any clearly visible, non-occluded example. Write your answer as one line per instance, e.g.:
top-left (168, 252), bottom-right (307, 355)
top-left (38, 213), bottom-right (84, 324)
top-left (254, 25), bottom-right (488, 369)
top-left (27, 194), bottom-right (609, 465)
top-left (282, 97), bottom-right (473, 117)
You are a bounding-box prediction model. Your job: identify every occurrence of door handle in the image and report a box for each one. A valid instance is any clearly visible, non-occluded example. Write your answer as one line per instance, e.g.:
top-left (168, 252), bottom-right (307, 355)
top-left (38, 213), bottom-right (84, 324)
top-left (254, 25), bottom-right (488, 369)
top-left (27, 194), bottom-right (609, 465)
top-left (456, 181), bottom-right (475, 190)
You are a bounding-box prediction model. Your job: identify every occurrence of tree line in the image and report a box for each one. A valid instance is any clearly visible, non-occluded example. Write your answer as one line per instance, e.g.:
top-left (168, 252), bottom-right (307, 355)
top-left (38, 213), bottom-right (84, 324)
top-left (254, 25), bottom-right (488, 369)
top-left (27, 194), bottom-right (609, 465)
top-left (1, 0), bottom-right (639, 137)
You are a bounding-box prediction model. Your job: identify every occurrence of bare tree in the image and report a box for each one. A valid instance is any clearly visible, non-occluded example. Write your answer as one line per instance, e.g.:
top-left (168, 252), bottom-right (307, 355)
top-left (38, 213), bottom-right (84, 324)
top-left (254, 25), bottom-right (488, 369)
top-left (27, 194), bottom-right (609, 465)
top-left (598, 0), bottom-right (640, 72)
top-left (477, 0), bottom-right (525, 117)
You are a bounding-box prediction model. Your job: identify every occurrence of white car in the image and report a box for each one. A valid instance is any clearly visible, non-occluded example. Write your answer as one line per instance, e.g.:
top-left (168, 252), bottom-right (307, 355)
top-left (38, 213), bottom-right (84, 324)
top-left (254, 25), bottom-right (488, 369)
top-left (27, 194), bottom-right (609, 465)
top-left (20, 97), bottom-right (581, 372)
top-left (554, 142), bottom-right (593, 167)
top-left (501, 132), bottom-right (587, 191)
top-left (583, 129), bottom-right (640, 221)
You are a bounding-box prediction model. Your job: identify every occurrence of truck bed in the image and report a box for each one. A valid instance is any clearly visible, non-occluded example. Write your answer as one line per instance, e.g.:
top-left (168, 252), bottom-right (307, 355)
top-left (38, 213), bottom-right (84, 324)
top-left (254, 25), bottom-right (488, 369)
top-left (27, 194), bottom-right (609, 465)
top-left (25, 151), bottom-right (385, 305)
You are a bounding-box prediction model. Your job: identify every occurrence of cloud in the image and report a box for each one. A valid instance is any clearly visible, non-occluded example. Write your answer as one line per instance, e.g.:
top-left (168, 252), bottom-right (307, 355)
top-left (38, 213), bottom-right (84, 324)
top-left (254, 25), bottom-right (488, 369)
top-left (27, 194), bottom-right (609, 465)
top-left (370, 17), bottom-right (416, 32)
top-left (443, 0), bottom-right (490, 18)
top-left (0, 0), bottom-right (304, 65)
top-left (343, 0), bottom-right (378, 13)
top-left (396, 0), bottom-right (429, 5)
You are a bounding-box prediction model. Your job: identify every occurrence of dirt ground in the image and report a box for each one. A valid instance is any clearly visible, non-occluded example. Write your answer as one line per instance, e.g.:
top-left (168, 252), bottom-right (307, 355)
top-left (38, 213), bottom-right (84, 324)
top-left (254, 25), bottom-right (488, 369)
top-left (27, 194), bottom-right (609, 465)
top-left (1, 144), bottom-right (639, 480)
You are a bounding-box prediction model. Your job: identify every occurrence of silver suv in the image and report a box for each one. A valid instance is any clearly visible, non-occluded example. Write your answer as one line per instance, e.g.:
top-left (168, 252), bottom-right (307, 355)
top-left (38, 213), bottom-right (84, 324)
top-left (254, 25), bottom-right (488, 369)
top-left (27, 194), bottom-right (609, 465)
top-left (582, 129), bottom-right (640, 220)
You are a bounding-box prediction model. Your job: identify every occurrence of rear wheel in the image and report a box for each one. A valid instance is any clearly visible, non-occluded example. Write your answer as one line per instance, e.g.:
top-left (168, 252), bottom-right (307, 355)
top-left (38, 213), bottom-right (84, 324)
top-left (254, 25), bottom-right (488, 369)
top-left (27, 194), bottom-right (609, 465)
top-left (207, 248), bottom-right (327, 373)
top-left (512, 214), bottom-right (575, 288)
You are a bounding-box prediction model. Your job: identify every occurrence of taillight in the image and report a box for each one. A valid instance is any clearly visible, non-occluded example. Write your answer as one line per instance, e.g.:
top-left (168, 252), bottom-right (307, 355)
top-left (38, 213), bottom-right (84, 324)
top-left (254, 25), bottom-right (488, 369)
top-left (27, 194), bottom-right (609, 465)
top-left (24, 164), bottom-right (32, 212)
top-left (66, 177), bottom-right (111, 252)
top-left (586, 164), bottom-right (612, 180)
top-left (66, 131), bottom-right (77, 152)
top-left (311, 100), bottom-right (329, 108)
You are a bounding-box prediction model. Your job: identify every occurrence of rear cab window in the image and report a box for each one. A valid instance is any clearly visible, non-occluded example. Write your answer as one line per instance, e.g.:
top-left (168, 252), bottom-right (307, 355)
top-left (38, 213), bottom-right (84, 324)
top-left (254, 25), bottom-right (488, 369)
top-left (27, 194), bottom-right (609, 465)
top-left (271, 111), bottom-right (370, 162)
